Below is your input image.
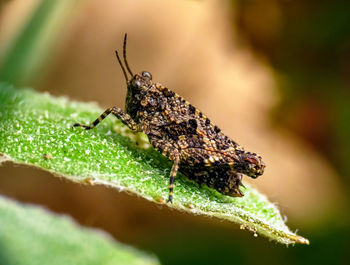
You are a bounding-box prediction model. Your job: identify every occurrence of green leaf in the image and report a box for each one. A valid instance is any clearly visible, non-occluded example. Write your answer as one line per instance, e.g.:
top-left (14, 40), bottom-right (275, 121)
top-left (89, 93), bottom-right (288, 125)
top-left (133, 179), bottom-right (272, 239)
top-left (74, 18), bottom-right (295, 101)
top-left (0, 83), bottom-right (309, 245)
top-left (0, 195), bottom-right (159, 265)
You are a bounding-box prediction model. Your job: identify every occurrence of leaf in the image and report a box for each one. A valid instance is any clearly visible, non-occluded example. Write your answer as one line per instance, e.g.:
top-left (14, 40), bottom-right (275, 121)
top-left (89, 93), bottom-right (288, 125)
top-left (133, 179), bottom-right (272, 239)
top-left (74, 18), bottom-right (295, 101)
top-left (0, 195), bottom-right (159, 265)
top-left (0, 83), bottom-right (309, 245)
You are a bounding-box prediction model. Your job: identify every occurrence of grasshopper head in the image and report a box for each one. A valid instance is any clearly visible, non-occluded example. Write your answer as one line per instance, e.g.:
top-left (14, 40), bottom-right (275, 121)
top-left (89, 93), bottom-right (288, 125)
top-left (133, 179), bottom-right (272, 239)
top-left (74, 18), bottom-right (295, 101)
top-left (129, 71), bottom-right (153, 92)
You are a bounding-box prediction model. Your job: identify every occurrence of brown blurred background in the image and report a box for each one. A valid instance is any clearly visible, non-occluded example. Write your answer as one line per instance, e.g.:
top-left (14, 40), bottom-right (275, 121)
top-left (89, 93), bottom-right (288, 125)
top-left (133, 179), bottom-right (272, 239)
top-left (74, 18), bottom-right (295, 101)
top-left (1, 0), bottom-right (350, 264)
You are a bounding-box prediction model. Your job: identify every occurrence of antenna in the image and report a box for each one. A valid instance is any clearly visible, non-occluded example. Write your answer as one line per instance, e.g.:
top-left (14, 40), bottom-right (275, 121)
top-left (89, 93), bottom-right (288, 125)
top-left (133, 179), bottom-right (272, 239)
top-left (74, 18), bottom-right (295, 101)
top-left (123, 33), bottom-right (134, 76)
top-left (115, 50), bottom-right (128, 83)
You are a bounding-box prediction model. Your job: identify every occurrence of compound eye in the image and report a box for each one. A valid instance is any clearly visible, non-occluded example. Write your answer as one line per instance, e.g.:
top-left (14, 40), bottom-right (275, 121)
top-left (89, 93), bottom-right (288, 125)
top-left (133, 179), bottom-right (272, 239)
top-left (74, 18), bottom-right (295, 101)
top-left (142, 71), bottom-right (152, 80)
top-left (132, 79), bottom-right (141, 88)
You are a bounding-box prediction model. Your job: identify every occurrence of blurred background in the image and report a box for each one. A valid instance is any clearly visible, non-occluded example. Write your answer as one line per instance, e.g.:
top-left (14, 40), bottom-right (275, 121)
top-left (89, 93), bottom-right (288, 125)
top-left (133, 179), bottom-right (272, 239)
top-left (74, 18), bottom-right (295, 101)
top-left (0, 0), bottom-right (349, 264)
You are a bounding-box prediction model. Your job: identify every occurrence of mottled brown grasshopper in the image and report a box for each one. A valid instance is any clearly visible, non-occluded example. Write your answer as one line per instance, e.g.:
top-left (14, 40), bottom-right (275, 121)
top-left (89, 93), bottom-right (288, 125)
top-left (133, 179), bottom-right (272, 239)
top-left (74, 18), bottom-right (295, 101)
top-left (74, 34), bottom-right (265, 203)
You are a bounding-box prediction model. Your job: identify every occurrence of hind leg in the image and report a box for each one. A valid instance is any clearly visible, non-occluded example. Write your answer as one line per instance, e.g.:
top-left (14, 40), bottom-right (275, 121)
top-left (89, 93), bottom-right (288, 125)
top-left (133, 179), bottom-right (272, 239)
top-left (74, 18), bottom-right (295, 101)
top-left (167, 155), bottom-right (180, 203)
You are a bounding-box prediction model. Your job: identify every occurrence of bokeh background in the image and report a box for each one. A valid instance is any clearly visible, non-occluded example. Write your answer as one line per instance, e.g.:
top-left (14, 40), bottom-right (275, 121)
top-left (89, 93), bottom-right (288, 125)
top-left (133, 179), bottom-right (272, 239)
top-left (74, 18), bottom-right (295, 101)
top-left (0, 0), bottom-right (349, 264)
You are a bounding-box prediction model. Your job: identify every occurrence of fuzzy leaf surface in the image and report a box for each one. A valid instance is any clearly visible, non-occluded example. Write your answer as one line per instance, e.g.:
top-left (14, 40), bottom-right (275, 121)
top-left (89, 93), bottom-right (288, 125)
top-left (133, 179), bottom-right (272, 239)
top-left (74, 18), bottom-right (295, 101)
top-left (0, 83), bottom-right (309, 245)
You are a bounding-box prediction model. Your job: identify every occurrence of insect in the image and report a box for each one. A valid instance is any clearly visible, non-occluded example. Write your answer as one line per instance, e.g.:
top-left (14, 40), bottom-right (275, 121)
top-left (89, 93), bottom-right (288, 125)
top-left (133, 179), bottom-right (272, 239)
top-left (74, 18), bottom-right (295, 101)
top-left (73, 34), bottom-right (265, 203)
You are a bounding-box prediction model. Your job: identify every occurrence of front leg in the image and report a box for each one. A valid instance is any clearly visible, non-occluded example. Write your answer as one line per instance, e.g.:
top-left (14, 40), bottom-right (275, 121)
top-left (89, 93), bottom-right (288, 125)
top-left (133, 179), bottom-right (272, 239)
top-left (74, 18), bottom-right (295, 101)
top-left (73, 106), bottom-right (140, 131)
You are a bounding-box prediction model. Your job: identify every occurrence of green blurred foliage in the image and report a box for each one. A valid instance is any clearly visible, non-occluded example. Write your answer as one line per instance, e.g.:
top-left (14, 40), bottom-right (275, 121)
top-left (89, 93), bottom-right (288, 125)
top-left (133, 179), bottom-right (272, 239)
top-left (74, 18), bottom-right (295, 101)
top-left (0, 195), bottom-right (159, 265)
top-left (0, 0), bottom-right (75, 85)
